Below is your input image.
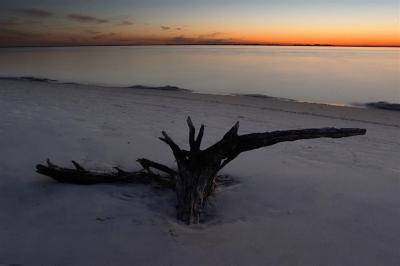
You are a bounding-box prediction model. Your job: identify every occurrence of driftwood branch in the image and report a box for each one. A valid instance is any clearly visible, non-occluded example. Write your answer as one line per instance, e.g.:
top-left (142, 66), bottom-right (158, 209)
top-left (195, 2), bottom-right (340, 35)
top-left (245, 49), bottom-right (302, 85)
top-left (36, 159), bottom-right (175, 188)
top-left (35, 117), bottom-right (366, 224)
top-left (205, 126), bottom-right (367, 169)
top-left (136, 158), bottom-right (177, 177)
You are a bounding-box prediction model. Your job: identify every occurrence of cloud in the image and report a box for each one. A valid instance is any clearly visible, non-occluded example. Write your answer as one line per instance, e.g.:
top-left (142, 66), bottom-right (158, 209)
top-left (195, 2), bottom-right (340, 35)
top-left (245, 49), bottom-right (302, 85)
top-left (0, 19), bottom-right (19, 27)
top-left (85, 30), bottom-right (101, 35)
top-left (92, 32), bottom-right (116, 40)
top-left (13, 8), bottom-right (53, 18)
top-left (169, 36), bottom-right (192, 43)
top-left (68, 14), bottom-right (108, 24)
top-left (198, 32), bottom-right (225, 38)
top-left (0, 18), bottom-right (42, 28)
top-left (119, 20), bottom-right (134, 26)
top-left (0, 27), bottom-right (48, 46)
top-left (161, 26), bottom-right (184, 31)
top-left (0, 28), bottom-right (32, 37)
top-left (167, 35), bottom-right (236, 45)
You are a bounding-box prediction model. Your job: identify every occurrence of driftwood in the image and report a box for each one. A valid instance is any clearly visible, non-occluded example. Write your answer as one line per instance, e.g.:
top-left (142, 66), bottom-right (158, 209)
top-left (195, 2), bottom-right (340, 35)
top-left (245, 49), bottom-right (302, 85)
top-left (36, 117), bottom-right (366, 224)
top-left (36, 159), bottom-right (176, 188)
top-left (160, 118), bottom-right (366, 223)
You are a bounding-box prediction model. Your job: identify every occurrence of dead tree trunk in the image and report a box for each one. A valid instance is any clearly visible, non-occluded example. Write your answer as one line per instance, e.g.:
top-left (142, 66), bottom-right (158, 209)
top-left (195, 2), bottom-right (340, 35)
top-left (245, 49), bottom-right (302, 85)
top-left (159, 118), bottom-right (366, 224)
top-left (36, 117), bottom-right (366, 224)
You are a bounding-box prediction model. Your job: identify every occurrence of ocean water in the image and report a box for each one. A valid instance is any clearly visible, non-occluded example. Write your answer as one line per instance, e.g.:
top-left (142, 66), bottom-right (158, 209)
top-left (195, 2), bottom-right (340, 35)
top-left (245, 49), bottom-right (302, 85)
top-left (0, 45), bottom-right (398, 105)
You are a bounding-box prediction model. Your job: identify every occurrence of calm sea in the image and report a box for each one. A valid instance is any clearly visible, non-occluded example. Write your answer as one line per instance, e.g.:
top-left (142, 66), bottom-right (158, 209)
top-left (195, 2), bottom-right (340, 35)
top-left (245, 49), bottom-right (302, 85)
top-left (0, 45), bottom-right (398, 105)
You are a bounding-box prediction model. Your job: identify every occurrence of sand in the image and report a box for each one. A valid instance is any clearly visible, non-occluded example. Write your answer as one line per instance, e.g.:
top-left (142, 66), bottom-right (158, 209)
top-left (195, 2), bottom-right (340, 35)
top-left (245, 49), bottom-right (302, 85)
top-left (0, 79), bottom-right (399, 265)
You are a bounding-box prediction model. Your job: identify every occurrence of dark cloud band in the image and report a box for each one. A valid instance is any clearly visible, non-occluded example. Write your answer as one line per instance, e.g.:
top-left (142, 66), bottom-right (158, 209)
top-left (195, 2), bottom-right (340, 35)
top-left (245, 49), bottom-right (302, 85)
top-left (13, 8), bottom-right (53, 18)
top-left (68, 14), bottom-right (108, 23)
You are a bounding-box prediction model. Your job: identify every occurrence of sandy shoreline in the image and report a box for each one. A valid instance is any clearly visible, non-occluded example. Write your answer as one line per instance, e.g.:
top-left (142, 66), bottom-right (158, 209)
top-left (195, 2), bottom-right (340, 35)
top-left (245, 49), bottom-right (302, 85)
top-left (1, 79), bottom-right (399, 265)
top-left (1, 76), bottom-right (399, 112)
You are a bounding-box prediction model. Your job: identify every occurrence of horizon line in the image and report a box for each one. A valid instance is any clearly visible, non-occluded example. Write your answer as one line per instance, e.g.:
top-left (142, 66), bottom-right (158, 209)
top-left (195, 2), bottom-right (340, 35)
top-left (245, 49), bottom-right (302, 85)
top-left (1, 43), bottom-right (399, 49)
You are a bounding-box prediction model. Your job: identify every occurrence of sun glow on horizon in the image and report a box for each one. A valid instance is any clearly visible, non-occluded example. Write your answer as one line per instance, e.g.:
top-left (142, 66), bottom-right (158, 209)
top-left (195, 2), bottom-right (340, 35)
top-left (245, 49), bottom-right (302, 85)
top-left (0, 0), bottom-right (399, 47)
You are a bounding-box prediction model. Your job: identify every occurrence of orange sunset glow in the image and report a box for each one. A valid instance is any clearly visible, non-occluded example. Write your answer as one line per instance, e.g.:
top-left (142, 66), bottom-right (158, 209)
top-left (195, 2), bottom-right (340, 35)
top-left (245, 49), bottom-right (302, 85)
top-left (0, 1), bottom-right (399, 47)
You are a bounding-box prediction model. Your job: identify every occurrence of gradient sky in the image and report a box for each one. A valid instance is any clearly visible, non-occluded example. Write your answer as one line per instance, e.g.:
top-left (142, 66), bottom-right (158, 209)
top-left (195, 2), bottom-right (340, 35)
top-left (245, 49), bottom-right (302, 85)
top-left (0, 0), bottom-right (399, 47)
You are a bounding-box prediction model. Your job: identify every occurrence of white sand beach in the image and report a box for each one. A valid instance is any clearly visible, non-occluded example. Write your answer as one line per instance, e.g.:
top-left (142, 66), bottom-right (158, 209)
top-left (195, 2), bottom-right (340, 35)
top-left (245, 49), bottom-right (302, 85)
top-left (0, 79), bottom-right (399, 265)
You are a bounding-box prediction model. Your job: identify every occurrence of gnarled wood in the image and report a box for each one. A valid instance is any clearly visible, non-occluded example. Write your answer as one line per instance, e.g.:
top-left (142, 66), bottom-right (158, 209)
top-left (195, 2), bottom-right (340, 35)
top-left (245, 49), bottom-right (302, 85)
top-left (35, 117), bottom-right (366, 224)
top-left (161, 117), bottom-right (366, 224)
top-left (36, 159), bottom-right (175, 188)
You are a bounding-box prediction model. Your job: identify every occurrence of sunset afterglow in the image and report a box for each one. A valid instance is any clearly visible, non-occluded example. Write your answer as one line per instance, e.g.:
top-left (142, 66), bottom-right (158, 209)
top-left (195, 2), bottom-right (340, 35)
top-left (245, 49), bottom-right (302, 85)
top-left (0, 0), bottom-right (399, 47)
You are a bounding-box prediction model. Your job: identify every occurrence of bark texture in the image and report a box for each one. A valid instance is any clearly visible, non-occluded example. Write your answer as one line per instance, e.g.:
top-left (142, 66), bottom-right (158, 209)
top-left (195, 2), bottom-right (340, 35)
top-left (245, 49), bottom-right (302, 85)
top-left (36, 117), bottom-right (366, 224)
top-left (36, 159), bottom-right (175, 188)
top-left (159, 117), bottom-right (366, 223)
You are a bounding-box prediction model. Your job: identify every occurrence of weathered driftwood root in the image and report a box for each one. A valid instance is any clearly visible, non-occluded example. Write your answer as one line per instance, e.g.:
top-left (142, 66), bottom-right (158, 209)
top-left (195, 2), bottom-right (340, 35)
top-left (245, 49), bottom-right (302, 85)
top-left (160, 117), bottom-right (366, 224)
top-left (35, 117), bottom-right (366, 224)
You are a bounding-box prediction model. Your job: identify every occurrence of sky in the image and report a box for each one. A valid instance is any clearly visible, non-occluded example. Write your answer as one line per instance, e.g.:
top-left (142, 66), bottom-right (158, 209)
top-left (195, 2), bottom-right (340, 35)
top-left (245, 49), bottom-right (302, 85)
top-left (0, 0), bottom-right (399, 47)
